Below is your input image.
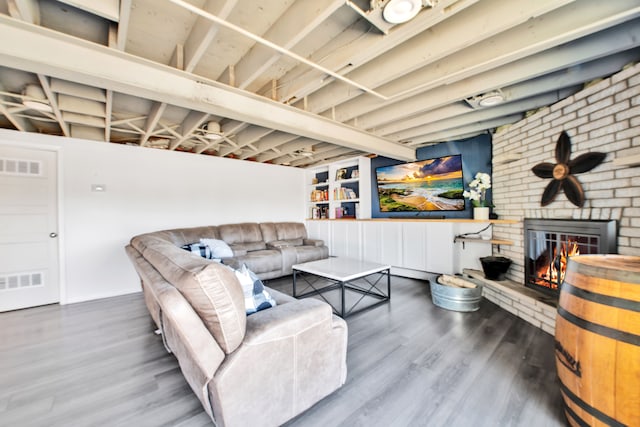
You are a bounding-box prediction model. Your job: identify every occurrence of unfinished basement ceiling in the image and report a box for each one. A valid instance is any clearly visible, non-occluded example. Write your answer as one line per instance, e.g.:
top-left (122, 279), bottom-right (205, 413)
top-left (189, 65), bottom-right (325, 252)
top-left (0, 0), bottom-right (638, 167)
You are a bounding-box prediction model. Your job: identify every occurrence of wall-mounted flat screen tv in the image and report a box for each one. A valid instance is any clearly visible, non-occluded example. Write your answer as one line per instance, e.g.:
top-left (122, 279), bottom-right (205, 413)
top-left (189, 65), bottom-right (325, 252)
top-left (375, 154), bottom-right (465, 212)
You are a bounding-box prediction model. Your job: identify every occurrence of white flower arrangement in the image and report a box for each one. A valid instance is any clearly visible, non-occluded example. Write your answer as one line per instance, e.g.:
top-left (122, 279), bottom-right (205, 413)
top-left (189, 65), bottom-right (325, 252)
top-left (463, 172), bottom-right (492, 207)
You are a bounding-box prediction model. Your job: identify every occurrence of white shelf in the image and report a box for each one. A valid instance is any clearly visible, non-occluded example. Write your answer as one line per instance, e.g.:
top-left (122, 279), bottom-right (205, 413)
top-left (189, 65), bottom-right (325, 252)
top-left (454, 237), bottom-right (514, 245)
top-left (335, 177), bottom-right (359, 185)
top-left (306, 157), bottom-right (371, 220)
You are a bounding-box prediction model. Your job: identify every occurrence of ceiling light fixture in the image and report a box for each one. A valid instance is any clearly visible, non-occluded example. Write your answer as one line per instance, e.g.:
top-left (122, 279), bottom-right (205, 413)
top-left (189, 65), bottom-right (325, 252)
top-left (382, 0), bottom-right (423, 24)
top-left (203, 121), bottom-right (223, 140)
top-left (477, 90), bottom-right (505, 107)
top-left (465, 90), bottom-right (506, 109)
top-left (22, 84), bottom-right (53, 112)
top-left (294, 148), bottom-right (314, 158)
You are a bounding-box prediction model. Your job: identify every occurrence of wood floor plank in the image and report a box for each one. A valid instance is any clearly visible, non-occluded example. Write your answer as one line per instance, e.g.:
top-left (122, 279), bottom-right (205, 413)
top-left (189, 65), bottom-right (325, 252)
top-left (0, 276), bottom-right (566, 426)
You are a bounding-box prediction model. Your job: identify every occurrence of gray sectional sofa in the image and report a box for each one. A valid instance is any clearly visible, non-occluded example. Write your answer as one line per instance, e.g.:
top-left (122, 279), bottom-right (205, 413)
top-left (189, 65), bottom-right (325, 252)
top-left (125, 222), bottom-right (346, 427)
top-left (133, 221), bottom-right (329, 280)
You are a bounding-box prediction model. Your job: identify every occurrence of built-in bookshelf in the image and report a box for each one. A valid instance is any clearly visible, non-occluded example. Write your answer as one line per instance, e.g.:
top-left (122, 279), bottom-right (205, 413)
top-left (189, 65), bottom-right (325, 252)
top-left (306, 157), bottom-right (371, 219)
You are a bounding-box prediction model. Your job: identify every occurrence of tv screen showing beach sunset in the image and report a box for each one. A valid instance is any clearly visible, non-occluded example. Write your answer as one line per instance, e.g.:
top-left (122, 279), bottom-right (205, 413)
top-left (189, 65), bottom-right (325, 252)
top-left (375, 155), bottom-right (465, 212)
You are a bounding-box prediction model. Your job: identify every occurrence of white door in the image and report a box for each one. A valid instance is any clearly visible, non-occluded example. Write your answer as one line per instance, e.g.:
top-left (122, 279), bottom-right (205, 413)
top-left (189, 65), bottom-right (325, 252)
top-left (0, 145), bottom-right (59, 311)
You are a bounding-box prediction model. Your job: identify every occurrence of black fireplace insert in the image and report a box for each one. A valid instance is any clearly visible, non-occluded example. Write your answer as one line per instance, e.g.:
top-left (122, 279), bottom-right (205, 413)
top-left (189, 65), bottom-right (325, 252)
top-left (524, 219), bottom-right (617, 297)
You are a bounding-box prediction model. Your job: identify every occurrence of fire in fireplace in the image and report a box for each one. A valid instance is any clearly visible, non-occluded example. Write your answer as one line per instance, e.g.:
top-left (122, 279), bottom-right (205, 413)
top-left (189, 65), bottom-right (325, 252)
top-left (524, 219), bottom-right (617, 297)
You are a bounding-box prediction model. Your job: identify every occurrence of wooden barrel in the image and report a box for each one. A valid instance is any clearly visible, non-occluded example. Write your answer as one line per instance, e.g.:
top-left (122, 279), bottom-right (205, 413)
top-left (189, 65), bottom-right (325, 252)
top-left (555, 255), bottom-right (640, 427)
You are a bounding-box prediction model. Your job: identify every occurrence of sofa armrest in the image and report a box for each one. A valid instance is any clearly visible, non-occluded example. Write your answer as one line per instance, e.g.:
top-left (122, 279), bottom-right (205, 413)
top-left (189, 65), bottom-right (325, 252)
top-left (243, 298), bottom-right (336, 345)
top-left (267, 240), bottom-right (292, 249)
top-left (303, 238), bottom-right (324, 247)
top-left (210, 297), bottom-right (347, 426)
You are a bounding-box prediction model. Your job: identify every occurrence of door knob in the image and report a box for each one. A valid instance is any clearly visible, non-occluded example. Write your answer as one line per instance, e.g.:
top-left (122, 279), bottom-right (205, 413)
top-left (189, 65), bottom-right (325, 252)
top-left (49, 232), bottom-right (58, 238)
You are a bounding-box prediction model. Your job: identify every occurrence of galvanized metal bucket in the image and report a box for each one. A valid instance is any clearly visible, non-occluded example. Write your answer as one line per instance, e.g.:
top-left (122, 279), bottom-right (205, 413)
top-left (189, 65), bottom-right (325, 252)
top-left (430, 278), bottom-right (483, 312)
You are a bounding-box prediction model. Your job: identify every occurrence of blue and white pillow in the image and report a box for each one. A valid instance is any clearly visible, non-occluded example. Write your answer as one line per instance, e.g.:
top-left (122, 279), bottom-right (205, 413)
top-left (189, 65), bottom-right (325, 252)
top-left (181, 242), bottom-right (215, 259)
top-left (200, 238), bottom-right (234, 259)
top-left (234, 264), bottom-right (276, 315)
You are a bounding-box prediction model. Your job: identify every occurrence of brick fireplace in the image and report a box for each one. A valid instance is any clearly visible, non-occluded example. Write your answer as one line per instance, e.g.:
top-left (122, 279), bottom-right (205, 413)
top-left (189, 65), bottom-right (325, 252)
top-left (480, 62), bottom-right (640, 334)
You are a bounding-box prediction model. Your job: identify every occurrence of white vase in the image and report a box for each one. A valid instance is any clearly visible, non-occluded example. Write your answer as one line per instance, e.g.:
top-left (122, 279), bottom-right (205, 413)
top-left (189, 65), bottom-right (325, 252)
top-left (473, 207), bottom-right (490, 220)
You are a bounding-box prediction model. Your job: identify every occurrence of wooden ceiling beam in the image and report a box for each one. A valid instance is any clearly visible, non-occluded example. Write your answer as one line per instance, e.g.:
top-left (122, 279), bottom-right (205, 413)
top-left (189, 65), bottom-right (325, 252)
top-left (273, 0), bottom-right (479, 104)
top-left (240, 132), bottom-right (299, 160)
top-left (217, 126), bottom-right (275, 157)
top-left (259, 139), bottom-right (316, 164)
top-left (394, 90), bottom-right (577, 142)
top-left (181, 0), bottom-right (238, 73)
top-left (104, 89), bottom-right (112, 142)
top-left (336, 20), bottom-right (640, 129)
top-left (56, 0), bottom-right (120, 21)
top-left (384, 50), bottom-right (639, 138)
top-left (301, 0), bottom-right (576, 115)
top-left (0, 83), bottom-right (36, 132)
top-left (139, 102), bottom-right (167, 146)
top-left (233, 0), bottom-right (344, 91)
top-left (7, 0), bottom-right (40, 24)
top-left (0, 16), bottom-right (414, 160)
top-left (367, 0), bottom-right (640, 101)
top-left (37, 75), bottom-right (69, 137)
top-left (116, 0), bottom-right (132, 51)
top-left (410, 114), bottom-right (525, 146)
top-left (289, 147), bottom-right (357, 167)
top-left (170, 111), bottom-right (209, 150)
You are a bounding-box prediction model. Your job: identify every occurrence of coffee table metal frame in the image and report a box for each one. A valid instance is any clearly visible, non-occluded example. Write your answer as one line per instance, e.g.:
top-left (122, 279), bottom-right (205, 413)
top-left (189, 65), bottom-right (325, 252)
top-left (292, 257), bottom-right (391, 318)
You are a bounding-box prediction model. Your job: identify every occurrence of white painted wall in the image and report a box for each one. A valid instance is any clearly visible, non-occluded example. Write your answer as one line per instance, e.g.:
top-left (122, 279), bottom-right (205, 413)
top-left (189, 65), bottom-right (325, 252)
top-left (0, 129), bottom-right (306, 304)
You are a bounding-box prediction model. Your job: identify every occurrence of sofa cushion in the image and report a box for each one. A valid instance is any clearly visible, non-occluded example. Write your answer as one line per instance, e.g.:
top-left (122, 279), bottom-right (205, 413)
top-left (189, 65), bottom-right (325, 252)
top-left (295, 245), bottom-right (330, 264)
top-left (200, 238), bottom-right (234, 258)
top-left (234, 264), bottom-right (277, 315)
top-left (267, 239), bottom-right (303, 248)
top-left (229, 241), bottom-right (267, 253)
top-left (218, 223), bottom-right (264, 245)
top-left (222, 249), bottom-right (283, 274)
top-left (139, 239), bottom-right (246, 354)
top-left (274, 222), bottom-right (308, 241)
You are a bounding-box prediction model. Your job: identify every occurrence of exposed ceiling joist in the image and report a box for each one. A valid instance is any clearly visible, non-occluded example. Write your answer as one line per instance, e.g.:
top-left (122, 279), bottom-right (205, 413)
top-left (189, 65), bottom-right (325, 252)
top-left (301, 0), bottom-right (576, 114)
top-left (232, 0), bottom-right (344, 91)
top-left (0, 0), bottom-right (636, 168)
top-left (338, 19), bottom-right (640, 129)
top-left (0, 15), bottom-right (415, 161)
top-left (274, 0), bottom-right (481, 104)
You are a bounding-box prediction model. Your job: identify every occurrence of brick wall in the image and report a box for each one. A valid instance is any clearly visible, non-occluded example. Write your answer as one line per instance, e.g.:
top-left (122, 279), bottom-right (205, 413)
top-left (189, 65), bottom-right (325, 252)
top-left (492, 63), bottom-right (640, 284)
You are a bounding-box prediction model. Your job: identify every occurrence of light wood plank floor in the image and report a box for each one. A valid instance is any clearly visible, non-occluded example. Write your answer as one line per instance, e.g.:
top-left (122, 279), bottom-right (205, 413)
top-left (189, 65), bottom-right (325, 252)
top-left (0, 276), bottom-right (566, 427)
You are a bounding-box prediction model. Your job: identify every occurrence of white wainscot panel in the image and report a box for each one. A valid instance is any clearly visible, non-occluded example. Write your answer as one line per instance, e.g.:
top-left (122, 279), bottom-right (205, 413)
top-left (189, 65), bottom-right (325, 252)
top-left (361, 221), bottom-right (383, 263)
top-left (377, 222), bottom-right (403, 267)
top-left (401, 222), bottom-right (428, 271)
top-left (425, 222), bottom-right (455, 274)
top-left (306, 220), bottom-right (331, 246)
top-left (330, 221), bottom-right (361, 259)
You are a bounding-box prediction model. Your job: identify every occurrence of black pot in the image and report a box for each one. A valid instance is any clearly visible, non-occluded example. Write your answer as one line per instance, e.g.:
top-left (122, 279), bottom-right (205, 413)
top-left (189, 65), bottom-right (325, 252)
top-left (480, 256), bottom-right (512, 280)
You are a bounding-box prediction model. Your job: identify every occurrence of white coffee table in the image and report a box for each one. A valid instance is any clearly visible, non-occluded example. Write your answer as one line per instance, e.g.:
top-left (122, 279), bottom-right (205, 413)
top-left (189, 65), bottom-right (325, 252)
top-left (292, 257), bottom-right (391, 318)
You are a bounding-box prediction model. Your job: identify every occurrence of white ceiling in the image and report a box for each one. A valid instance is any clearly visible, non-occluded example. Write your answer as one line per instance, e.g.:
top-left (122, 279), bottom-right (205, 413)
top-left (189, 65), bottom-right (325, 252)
top-left (0, 0), bottom-right (638, 167)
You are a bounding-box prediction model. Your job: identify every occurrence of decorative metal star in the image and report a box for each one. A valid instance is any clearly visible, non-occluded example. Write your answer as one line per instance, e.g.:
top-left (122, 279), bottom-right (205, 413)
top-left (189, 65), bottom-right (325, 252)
top-left (531, 131), bottom-right (606, 207)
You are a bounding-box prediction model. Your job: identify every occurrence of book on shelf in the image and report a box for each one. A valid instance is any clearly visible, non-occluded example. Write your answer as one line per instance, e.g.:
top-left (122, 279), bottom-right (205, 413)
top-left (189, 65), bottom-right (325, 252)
top-left (334, 187), bottom-right (357, 200)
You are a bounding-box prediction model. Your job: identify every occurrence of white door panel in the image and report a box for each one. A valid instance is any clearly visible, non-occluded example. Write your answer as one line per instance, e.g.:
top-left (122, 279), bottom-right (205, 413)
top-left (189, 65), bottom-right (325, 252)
top-left (0, 146), bottom-right (59, 311)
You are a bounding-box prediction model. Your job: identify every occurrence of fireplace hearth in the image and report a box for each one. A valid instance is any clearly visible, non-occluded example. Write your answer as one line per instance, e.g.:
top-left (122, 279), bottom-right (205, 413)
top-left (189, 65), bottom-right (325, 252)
top-left (524, 219), bottom-right (617, 297)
